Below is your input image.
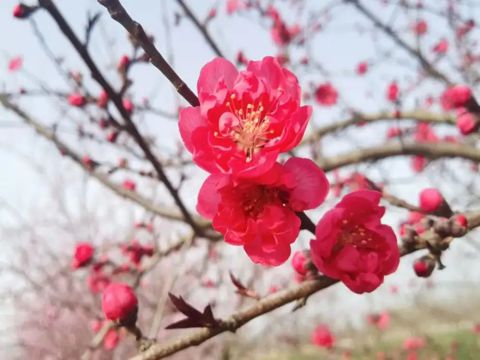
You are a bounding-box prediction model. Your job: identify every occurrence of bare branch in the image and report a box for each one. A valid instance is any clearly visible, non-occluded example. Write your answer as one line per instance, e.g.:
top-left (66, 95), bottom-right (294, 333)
top-left (97, 0), bottom-right (199, 106)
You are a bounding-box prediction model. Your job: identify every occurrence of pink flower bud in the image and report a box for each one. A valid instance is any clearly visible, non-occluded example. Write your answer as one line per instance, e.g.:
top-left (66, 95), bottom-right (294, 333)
top-left (291, 250), bottom-right (308, 276)
top-left (68, 93), bottom-right (86, 107)
top-left (71, 242), bottom-right (94, 269)
top-left (386, 81), bottom-right (399, 102)
top-left (97, 90), bottom-right (109, 108)
top-left (8, 56), bottom-right (22, 72)
top-left (311, 325), bottom-right (335, 349)
top-left (454, 214), bottom-right (468, 228)
top-left (413, 256), bottom-right (435, 278)
top-left (433, 38), bottom-right (448, 54)
top-left (441, 85), bottom-right (472, 110)
top-left (315, 83), bottom-right (338, 106)
top-left (456, 110), bottom-right (478, 135)
top-left (107, 131), bottom-right (119, 143)
top-left (412, 20), bottom-right (428, 35)
top-left (102, 283), bottom-right (138, 325)
top-left (117, 55), bottom-right (130, 72)
top-left (419, 188), bottom-right (444, 212)
top-left (82, 155), bottom-right (94, 170)
top-left (122, 179), bottom-right (136, 191)
top-left (13, 4), bottom-right (36, 19)
top-left (103, 328), bottom-right (120, 350)
top-left (123, 99), bottom-right (134, 114)
top-left (356, 61), bottom-right (368, 75)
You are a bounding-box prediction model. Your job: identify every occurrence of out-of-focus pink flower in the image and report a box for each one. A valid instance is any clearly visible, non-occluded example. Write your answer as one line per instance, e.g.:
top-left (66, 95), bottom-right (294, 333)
top-left (271, 21), bottom-right (301, 47)
top-left (456, 20), bottom-right (475, 39)
top-left (403, 336), bottom-right (426, 351)
top-left (315, 83), bottom-right (338, 106)
top-left (117, 55), bottom-right (130, 72)
top-left (386, 81), bottom-right (399, 103)
top-left (122, 179), bottom-right (136, 191)
top-left (311, 325), bottom-right (335, 349)
top-left (440, 85), bottom-right (472, 110)
top-left (386, 126), bottom-right (402, 138)
top-left (123, 99), bottom-right (134, 114)
top-left (102, 283), bottom-right (138, 323)
top-left (367, 311), bottom-right (390, 330)
top-left (411, 156), bottom-right (426, 173)
top-left (412, 20), bottom-right (428, 35)
top-left (356, 61), bottom-right (368, 75)
top-left (71, 242), bottom-right (94, 269)
top-left (97, 90), bottom-right (109, 108)
top-left (432, 38), bottom-right (448, 54)
top-left (121, 240), bottom-right (154, 266)
top-left (68, 93), bottom-right (86, 107)
top-left (87, 270), bottom-right (110, 294)
top-left (8, 56), bottom-right (22, 72)
top-left (226, 0), bottom-right (246, 15)
top-left (103, 328), bottom-right (120, 350)
top-left (418, 188), bottom-right (444, 212)
top-left (456, 109), bottom-right (478, 135)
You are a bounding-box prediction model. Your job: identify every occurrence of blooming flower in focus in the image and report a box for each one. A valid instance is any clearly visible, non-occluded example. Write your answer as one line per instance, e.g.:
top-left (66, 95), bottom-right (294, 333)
top-left (179, 57), bottom-right (311, 178)
top-left (197, 158), bottom-right (329, 265)
top-left (315, 83), bottom-right (338, 106)
top-left (310, 190), bottom-right (400, 294)
top-left (311, 325), bottom-right (335, 349)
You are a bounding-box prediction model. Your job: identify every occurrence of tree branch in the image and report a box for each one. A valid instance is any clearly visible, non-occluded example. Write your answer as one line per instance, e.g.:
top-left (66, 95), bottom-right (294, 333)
top-left (319, 141), bottom-right (480, 172)
top-left (302, 111), bottom-right (455, 144)
top-left (97, 0), bottom-right (199, 106)
top-left (175, 0), bottom-right (224, 58)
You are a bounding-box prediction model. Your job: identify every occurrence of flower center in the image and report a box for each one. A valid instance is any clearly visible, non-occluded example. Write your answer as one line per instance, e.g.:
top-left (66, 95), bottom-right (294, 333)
top-left (334, 220), bottom-right (378, 252)
top-left (238, 184), bottom-right (288, 218)
top-left (225, 94), bottom-right (273, 163)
